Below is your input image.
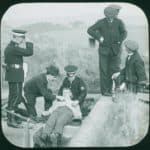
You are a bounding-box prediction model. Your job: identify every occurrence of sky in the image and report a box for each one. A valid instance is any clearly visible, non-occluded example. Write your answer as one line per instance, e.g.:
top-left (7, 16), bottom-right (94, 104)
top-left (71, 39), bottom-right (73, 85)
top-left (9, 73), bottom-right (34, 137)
top-left (1, 2), bottom-right (148, 27)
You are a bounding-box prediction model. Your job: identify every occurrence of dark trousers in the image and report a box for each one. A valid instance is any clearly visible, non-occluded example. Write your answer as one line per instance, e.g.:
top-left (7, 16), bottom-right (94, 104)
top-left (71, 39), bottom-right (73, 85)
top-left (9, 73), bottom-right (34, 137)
top-left (8, 82), bottom-right (25, 111)
top-left (33, 106), bottom-right (73, 147)
top-left (99, 49), bottom-right (121, 94)
top-left (24, 92), bottom-right (52, 117)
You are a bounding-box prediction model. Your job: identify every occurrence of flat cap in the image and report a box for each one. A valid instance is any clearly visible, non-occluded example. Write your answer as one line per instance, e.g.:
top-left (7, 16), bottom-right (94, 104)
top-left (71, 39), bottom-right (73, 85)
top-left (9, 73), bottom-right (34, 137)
top-left (108, 4), bottom-right (122, 10)
top-left (64, 65), bottom-right (78, 73)
top-left (104, 7), bottom-right (118, 17)
top-left (124, 40), bottom-right (139, 51)
top-left (12, 29), bottom-right (27, 36)
top-left (46, 65), bottom-right (59, 76)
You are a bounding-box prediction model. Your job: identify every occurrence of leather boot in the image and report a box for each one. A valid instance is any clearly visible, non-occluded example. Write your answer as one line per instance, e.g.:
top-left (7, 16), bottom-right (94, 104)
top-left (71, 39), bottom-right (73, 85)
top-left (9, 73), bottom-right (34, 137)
top-left (7, 114), bottom-right (23, 128)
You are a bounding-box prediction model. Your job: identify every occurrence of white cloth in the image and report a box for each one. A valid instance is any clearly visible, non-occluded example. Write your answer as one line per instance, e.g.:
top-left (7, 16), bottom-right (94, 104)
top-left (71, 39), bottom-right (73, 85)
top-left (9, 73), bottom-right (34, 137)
top-left (42, 97), bottom-right (82, 120)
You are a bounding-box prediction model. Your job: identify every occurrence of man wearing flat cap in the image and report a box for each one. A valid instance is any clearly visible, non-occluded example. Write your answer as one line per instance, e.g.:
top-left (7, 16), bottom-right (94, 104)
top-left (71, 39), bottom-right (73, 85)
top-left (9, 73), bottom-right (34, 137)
top-left (112, 40), bottom-right (147, 93)
top-left (23, 65), bottom-right (64, 121)
top-left (87, 4), bottom-right (127, 96)
top-left (4, 29), bottom-right (34, 128)
top-left (58, 65), bottom-right (87, 108)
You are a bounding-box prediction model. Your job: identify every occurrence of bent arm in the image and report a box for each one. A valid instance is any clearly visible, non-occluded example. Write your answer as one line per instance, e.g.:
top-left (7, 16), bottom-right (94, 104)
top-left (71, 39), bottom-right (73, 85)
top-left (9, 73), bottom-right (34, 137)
top-left (14, 42), bottom-right (34, 56)
top-left (87, 20), bottom-right (102, 41)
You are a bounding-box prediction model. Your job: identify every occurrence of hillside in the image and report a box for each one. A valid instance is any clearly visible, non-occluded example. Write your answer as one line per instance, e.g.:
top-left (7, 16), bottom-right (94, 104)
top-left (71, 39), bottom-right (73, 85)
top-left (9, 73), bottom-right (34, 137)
top-left (1, 22), bottom-right (149, 93)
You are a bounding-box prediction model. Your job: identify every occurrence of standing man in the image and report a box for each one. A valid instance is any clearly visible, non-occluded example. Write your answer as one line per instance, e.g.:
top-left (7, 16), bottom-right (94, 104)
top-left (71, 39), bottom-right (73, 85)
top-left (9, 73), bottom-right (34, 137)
top-left (58, 65), bottom-right (87, 108)
top-left (87, 5), bottom-right (127, 96)
top-left (4, 29), bottom-right (33, 128)
top-left (24, 65), bottom-right (61, 122)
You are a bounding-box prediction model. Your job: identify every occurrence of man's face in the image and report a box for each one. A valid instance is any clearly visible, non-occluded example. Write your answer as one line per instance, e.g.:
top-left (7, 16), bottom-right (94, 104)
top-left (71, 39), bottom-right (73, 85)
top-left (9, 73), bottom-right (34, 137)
top-left (67, 72), bottom-right (76, 82)
top-left (125, 47), bottom-right (133, 54)
top-left (13, 35), bottom-right (25, 44)
top-left (47, 74), bottom-right (57, 82)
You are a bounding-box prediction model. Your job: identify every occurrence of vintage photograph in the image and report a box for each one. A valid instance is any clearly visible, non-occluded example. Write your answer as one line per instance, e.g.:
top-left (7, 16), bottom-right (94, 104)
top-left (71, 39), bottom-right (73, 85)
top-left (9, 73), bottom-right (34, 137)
top-left (1, 2), bottom-right (149, 148)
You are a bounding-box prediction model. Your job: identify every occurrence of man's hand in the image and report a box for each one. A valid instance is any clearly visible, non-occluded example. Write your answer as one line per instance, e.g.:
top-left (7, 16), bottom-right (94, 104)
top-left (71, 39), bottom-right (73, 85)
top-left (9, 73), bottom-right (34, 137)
top-left (119, 82), bottom-right (126, 91)
top-left (42, 110), bottom-right (50, 116)
top-left (99, 36), bottom-right (104, 44)
top-left (112, 72), bottom-right (120, 80)
top-left (71, 100), bottom-right (79, 107)
top-left (19, 40), bottom-right (26, 48)
top-left (56, 96), bottom-right (65, 101)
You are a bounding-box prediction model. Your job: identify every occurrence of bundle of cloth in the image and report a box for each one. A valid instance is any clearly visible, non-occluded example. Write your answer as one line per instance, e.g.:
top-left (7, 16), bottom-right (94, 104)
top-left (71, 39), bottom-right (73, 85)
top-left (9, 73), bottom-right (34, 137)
top-left (42, 88), bottom-right (82, 120)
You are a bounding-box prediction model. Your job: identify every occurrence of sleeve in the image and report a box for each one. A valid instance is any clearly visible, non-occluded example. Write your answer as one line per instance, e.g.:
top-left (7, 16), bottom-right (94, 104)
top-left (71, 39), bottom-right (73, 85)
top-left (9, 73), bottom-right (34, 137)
top-left (119, 20), bottom-right (127, 43)
top-left (36, 81), bottom-right (56, 100)
top-left (58, 78), bottom-right (67, 95)
top-left (14, 42), bottom-right (34, 56)
top-left (77, 79), bottom-right (87, 105)
top-left (135, 60), bottom-right (147, 83)
top-left (87, 20), bottom-right (102, 41)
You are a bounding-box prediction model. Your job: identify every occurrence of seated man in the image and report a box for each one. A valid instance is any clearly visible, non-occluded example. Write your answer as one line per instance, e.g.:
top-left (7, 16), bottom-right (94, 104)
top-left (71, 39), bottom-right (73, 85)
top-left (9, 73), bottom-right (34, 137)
top-left (23, 65), bottom-right (61, 121)
top-left (112, 40), bottom-right (147, 93)
top-left (58, 65), bottom-right (87, 108)
top-left (33, 65), bottom-right (87, 147)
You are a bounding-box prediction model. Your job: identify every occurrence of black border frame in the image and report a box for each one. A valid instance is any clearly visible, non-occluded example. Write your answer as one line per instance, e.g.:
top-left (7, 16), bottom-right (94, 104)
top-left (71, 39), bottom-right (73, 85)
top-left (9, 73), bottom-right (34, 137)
top-left (0, 0), bottom-right (149, 150)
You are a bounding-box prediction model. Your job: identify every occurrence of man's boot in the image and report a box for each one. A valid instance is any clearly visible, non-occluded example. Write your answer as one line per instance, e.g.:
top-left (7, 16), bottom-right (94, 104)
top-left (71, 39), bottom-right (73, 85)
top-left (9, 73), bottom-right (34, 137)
top-left (50, 133), bottom-right (58, 147)
top-left (50, 132), bottom-right (62, 147)
top-left (7, 114), bottom-right (23, 128)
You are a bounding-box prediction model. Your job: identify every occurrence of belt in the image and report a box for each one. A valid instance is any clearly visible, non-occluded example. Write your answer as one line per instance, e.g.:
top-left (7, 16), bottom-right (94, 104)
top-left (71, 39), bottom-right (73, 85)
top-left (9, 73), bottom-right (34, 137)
top-left (7, 64), bottom-right (23, 69)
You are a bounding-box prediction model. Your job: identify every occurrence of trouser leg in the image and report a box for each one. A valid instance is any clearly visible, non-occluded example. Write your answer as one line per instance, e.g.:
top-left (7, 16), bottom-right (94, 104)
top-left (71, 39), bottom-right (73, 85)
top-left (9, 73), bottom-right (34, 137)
top-left (24, 93), bottom-right (37, 117)
top-left (108, 53), bottom-right (121, 92)
top-left (7, 82), bottom-right (17, 111)
top-left (13, 82), bottom-right (23, 110)
top-left (44, 98), bottom-right (52, 111)
top-left (7, 82), bottom-right (23, 127)
top-left (99, 54), bottom-right (109, 94)
top-left (7, 82), bottom-right (17, 123)
top-left (44, 110), bottom-right (59, 134)
top-left (54, 106), bottom-right (73, 135)
top-left (33, 127), bottom-right (47, 147)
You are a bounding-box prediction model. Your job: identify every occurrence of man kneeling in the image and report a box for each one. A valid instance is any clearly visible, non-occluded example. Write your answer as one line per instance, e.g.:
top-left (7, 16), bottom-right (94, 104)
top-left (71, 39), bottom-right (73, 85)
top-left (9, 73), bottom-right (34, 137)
top-left (33, 65), bottom-right (87, 147)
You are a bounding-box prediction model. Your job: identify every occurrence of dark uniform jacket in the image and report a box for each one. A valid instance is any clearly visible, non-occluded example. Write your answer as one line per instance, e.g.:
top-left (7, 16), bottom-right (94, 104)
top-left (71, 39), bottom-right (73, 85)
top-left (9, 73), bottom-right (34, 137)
top-left (87, 18), bottom-right (127, 56)
top-left (24, 73), bottom-right (56, 101)
top-left (4, 41), bottom-right (33, 82)
top-left (118, 51), bottom-right (147, 90)
top-left (58, 76), bottom-right (87, 106)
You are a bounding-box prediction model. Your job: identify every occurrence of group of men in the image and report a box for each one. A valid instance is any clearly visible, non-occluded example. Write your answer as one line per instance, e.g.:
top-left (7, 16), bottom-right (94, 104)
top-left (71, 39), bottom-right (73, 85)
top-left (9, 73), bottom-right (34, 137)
top-left (3, 4), bottom-right (148, 147)
top-left (87, 4), bottom-right (147, 95)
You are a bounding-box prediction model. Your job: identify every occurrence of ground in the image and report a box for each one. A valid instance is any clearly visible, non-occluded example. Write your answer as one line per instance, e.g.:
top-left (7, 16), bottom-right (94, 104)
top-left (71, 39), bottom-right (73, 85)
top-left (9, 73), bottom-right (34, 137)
top-left (1, 92), bottom-right (149, 147)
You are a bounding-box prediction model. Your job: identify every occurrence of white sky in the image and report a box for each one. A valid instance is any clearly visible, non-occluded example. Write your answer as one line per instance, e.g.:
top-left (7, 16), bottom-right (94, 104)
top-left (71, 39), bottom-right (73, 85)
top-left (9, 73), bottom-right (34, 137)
top-left (1, 2), bottom-right (148, 27)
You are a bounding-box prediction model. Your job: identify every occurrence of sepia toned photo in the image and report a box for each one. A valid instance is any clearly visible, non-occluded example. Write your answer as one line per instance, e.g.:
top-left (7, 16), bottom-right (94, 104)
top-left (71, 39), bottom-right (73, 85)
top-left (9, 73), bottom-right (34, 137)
top-left (1, 2), bottom-right (149, 148)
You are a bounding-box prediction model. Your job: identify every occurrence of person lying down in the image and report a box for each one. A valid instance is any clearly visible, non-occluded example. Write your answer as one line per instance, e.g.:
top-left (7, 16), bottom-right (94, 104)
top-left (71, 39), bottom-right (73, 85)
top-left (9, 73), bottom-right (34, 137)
top-left (42, 88), bottom-right (82, 120)
top-left (33, 88), bottom-right (82, 147)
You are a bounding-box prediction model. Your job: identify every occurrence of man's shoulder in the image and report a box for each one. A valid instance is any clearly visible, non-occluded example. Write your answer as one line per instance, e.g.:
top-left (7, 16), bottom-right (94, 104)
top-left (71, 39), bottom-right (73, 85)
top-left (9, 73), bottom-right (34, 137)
top-left (5, 41), bottom-right (14, 50)
top-left (93, 18), bottom-right (106, 25)
top-left (62, 77), bottom-right (69, 84)
top-left (131, 52), bottom-right (144, 64)
top-left (75, 76), bottom-right (85, 83)
top-left (134, 52), bottom-right (144, 61)
top-left (115, 18), bottom-right (124, 24)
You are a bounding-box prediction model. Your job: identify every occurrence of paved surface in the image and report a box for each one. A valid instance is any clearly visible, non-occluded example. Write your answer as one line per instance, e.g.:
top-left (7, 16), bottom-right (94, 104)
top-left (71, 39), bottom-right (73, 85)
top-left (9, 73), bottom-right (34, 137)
top-left (1, 93), bottom-right (149, 147)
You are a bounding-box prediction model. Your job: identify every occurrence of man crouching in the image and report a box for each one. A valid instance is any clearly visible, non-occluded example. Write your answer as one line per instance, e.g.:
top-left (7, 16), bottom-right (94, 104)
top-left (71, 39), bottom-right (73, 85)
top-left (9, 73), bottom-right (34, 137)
top-left (33, 65), bottom-right (87, 147)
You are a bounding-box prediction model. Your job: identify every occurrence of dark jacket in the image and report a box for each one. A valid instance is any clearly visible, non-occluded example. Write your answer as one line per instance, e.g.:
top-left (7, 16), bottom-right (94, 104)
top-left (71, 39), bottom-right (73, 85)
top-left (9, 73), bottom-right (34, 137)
top-left (4, 41), bottom-right (33, 82)
top-left (24, 73), bottom-right (56, 101)
top-left (87, 18), bottom-right (127, 56)
top-left (118, 51), bottom-right (147, 92)
top-left (58, 76), bottom-right (87, 106)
